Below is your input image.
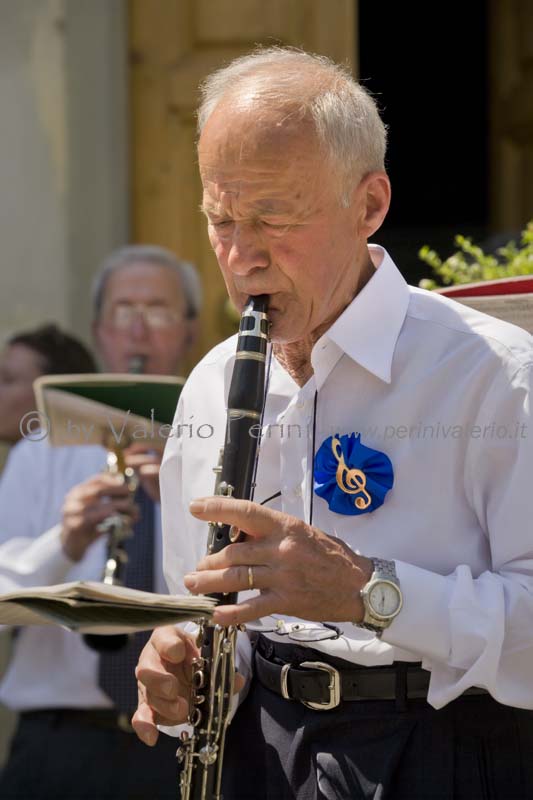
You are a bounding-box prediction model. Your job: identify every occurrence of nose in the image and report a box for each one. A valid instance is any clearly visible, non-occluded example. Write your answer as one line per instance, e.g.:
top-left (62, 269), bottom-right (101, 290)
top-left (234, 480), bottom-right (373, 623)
top-left (226, 222), bottom-right (269, 276)
top-left (129, 310), bottom-right (150, 341)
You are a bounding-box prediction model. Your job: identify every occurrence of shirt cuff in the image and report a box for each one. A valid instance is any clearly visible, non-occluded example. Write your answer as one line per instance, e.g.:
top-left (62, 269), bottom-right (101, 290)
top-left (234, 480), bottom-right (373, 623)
top-left (380, 559), bottom-right (452, 663)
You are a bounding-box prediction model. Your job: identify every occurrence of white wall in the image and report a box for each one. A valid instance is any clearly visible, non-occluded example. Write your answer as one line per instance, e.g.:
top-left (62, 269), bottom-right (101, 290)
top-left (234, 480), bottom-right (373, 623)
top-left (0, 0), bottom-right (69, 336)
top-left (0, 0), bottom-right (129, 347)
top-left (0, 0), bottom-right (129, 764)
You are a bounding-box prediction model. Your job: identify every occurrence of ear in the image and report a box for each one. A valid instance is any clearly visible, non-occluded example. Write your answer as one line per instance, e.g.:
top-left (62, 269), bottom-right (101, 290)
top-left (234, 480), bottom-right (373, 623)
top-left (90, 320), bottom-right (106, 370)
top-left (91, 319), bottom-right (100, 349)
top-left (353, 172), bottom-right (391, 239)
top-left (184, 318), bottom-right (200, 350)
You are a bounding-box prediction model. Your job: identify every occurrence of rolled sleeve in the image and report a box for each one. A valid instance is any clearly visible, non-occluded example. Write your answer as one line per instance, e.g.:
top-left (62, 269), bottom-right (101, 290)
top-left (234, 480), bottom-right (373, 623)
top-left (0, 525), bottom-right (74, 588)
top-left (383, 363), bottom-right (533, 709)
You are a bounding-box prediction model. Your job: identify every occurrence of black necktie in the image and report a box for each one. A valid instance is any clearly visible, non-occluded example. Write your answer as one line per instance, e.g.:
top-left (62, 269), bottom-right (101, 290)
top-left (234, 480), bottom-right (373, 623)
top-left (98, 486), bottom-right (155, 716)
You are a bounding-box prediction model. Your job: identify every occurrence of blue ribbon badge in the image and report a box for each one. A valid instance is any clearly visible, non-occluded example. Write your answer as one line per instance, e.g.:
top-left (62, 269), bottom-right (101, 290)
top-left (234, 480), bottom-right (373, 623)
top-left (314, 433), bottom-right (394, 516)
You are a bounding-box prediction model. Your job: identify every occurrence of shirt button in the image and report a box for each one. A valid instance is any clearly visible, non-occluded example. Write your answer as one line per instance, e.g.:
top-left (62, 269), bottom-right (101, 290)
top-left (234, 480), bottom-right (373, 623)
top-left (293, 486), bottom-right (302, 498)
top-left (296, 401), bottom-right (306, 410)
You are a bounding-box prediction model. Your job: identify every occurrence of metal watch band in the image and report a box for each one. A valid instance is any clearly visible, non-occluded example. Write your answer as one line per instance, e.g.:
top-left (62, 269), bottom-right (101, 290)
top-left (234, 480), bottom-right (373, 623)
top-left (358, 557), bottom-right (401, 636)
top-left (371, 557), bottom-right (398, 582)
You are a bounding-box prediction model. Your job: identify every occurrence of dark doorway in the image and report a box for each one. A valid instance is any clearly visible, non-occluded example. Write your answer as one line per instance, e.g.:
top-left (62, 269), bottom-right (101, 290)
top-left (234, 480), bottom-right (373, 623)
top-left (358, 1), bottom-right (489, 285)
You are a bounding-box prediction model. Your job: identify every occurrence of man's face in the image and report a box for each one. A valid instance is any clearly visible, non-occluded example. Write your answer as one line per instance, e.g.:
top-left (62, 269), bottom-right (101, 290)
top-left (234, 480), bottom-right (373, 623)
top-left (199, 107), bottom-right (368, 344)
top-left (0, 343), bottom-right (44, 443)
top-left (93, 263), bottom-right (192, 375)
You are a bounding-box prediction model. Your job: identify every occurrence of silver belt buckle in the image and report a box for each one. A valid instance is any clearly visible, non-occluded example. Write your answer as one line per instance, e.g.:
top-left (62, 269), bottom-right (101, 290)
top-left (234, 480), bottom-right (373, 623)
top-left (299, 661), bottom-right (341, 711)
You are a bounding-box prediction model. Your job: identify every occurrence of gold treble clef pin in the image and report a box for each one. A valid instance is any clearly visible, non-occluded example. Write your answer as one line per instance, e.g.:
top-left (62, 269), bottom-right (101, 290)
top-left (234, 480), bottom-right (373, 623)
top-left (331, 436), bottom-right (372, 510)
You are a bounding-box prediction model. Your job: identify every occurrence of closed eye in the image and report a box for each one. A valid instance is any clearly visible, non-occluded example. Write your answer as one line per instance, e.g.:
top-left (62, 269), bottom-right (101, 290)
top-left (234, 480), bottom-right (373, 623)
top-left (261, 220), bottom-right (292, 236)
top-left (207, 217), bottom-right (294, 237)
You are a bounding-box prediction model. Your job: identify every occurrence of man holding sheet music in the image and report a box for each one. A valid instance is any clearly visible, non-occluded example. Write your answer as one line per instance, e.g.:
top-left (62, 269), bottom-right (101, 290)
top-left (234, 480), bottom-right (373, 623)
top-left (0, 245), bottom-right (202, 800)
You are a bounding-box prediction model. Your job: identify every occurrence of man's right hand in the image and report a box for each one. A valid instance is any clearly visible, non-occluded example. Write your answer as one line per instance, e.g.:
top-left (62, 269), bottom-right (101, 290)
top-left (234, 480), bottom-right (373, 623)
top-left (60, 473), bottom-right (138, 562)
top-left (132, 625), bottom-right (200, 746)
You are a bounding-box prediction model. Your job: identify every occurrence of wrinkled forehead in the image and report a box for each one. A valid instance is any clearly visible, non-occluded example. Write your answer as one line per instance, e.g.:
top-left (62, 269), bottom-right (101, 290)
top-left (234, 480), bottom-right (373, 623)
top-left (198, 102), bottom-right (320, 183)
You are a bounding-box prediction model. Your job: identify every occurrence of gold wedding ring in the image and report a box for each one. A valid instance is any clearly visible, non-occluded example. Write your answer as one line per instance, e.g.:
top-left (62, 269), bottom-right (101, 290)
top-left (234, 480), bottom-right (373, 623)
top-left (248, 565), bottom-right (255, 591)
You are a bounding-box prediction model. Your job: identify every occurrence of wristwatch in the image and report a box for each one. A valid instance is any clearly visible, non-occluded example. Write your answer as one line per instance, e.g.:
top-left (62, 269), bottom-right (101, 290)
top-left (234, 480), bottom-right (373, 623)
top-left (358, 557), bottom-right (403, 636)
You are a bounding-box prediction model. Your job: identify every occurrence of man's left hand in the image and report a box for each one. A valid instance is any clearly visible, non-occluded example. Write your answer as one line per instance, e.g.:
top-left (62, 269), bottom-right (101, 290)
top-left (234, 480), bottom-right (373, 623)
top-left (184, 497), bottom-right (373, 626)
top-left (124, 443), bottom-right (163, 503)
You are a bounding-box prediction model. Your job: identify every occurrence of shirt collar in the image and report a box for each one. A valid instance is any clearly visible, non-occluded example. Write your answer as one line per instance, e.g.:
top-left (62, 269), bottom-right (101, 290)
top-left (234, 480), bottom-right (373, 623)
top-left (312, 245), bottom-right (410, 387)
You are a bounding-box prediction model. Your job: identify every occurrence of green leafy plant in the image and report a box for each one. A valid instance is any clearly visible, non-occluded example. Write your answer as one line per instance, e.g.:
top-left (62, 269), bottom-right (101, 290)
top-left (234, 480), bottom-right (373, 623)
top-left (418, 220), bottom-right (533, 290)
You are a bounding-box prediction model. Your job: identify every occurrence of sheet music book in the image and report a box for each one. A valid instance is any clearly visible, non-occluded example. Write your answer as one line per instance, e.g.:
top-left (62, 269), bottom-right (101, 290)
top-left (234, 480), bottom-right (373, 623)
top-left (33, 373), bottom-right (184, 447)
top-left (13, 375), bottom-right (200, 637)
top-left (0, 582), bottom-right (215, 635)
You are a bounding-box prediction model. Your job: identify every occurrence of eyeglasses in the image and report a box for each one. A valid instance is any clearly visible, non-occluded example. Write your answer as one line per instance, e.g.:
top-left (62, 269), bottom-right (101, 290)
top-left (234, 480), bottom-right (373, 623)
top-left (105, 304), bottom-right (185, 330)
top-left (253, 495), bottom-right (343, 642)
top-left (247, 617), bottom-right (342, 643)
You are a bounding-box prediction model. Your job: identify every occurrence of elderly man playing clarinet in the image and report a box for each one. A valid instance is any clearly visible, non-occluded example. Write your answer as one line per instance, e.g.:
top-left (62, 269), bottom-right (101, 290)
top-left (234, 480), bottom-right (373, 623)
top-left (134, 48), bottom-right (533, 799)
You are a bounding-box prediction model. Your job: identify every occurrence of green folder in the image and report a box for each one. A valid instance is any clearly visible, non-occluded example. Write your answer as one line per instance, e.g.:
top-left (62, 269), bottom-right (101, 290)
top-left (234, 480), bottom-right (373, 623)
top-left (34, 373), bottom-right (184, 448)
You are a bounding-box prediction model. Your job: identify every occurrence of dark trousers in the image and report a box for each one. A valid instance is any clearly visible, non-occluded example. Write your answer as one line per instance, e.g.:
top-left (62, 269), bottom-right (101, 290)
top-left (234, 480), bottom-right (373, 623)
top-left (0, 713), bottom-right (181, 800)
top-left (222, 676), bottom-right (533, 800)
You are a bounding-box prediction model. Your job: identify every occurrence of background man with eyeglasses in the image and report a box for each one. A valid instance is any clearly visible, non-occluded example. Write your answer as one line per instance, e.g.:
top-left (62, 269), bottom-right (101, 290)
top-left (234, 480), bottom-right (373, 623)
top-left (0, 245), bottom-right (202, 800)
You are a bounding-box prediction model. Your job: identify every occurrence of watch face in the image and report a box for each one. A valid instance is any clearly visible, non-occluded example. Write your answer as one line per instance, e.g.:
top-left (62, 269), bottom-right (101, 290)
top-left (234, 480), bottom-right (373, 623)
top-left (368, 581), bottom-right (401, 619)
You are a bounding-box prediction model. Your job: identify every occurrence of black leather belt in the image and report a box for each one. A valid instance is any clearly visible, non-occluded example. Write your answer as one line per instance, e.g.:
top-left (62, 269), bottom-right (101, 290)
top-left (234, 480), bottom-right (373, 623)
top-left (20, 708), bottom-right (135, 733)
top-left (255, 649), bottom-right (487, 711)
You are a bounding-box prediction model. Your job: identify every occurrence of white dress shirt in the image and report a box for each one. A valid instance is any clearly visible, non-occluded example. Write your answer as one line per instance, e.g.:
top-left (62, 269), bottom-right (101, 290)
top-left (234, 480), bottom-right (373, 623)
top-left (0, 438), bottom-right (166, 711)
top-left (160, 245), bottom-right (533, 712)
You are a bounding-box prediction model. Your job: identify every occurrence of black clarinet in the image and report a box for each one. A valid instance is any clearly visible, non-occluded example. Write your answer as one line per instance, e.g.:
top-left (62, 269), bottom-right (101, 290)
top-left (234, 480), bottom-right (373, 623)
top-left (177, 295), bottom-right (269, 800)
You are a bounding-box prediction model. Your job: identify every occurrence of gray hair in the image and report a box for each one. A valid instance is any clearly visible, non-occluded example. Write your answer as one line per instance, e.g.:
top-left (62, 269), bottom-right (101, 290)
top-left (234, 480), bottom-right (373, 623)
top-left (92, 245), bottom-right (202, 320)
top-left (198, 47), bottom-right (387, 206)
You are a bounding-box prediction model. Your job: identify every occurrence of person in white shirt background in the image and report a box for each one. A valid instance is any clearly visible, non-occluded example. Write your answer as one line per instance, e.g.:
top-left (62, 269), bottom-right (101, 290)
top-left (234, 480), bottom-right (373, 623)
top-left (0, 245), bottom-right (202, 800)
top-left (133, 49), bottom-right (533, 799)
